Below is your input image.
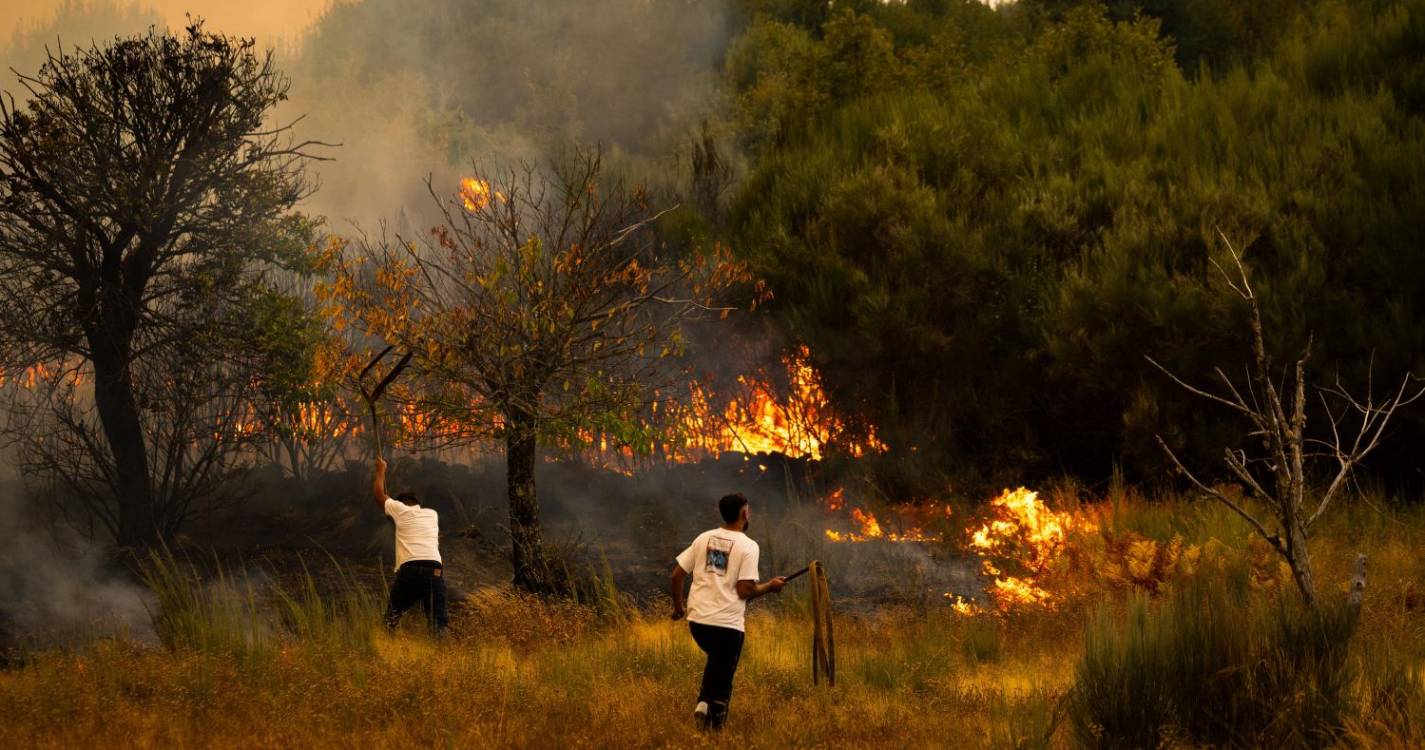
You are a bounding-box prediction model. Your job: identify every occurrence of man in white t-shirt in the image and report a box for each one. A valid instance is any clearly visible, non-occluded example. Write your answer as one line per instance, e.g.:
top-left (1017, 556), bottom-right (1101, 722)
top-left (669, 493), bottom-right (786, 730)
top-left (374, 457), bottom-right (446, 636)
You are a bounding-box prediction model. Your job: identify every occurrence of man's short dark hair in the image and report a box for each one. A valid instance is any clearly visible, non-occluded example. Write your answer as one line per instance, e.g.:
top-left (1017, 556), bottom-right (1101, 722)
top-left (394, 491), bottom-right (419, 506)
top-left (719, 493), bottom-right (749, 524)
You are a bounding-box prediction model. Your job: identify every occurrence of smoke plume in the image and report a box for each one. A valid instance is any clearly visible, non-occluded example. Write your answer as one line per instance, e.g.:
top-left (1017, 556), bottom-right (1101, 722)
top-left (0, 481), bottom-right (154, 652)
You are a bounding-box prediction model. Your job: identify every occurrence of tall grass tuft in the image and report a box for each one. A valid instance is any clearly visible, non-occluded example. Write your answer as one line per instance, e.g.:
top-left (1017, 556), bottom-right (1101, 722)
top-left (1347, 642), bottom-right (1425, 746)
top-left (142, 547), bottom-right (386, 659)
top-left (140, 548), bottom-right (269, 659)
top-left (1070, 566), bottom-right (1360, 749)
top-left (1070, 597), bottom-right (1173, 749)
top-left (271, 554), bottom-right (383, 654)
top-left (538, 538), bottom-right (637, 621)
top-left (958, 614), bottom-right (1006, 664)
top-left (991, 688), bottom-right (1066, 750)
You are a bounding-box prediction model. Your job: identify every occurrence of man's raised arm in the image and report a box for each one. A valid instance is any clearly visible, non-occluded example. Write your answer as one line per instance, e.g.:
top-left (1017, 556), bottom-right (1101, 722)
top-left (373, 457), bottom-right (388, 508)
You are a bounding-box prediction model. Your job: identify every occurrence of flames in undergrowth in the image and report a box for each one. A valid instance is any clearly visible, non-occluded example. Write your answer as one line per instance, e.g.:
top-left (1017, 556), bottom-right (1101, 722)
top-left (406, 341), bottom-right (883, 466)
top-left (10, 180), bottom-right (886, 472)
top-left (567, 345), bottom-right (888, 471)
top-left (668, 346), bottom-right (886, 463)
top-left (955, 487), bottom-right (1096, 615)
top-left (9, 344), bottom-right (882, 471)
top-left (818, 485), bottom-right (1096, 616)
top-left (0, 362), bottom-right (84, 389)
top-left (968, 488), bottom-right (1071, 563)
top-left (822, 489), bottom-right (951, 543)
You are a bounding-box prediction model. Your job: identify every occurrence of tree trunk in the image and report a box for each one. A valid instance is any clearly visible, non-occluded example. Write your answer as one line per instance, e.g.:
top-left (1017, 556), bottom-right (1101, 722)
top-left (505, 404), bottom-right (549, 592)
top-left (91, 346), bottom-right (157, 548)
top-left (1285, 520), bottom-right (1317, 609)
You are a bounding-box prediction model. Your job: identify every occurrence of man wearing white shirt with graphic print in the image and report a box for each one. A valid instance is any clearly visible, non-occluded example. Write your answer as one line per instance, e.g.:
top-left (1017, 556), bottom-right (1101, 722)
top-left (374, 457), bottom-right (447, 636)
top-left (669, 493), bottom-right (786, 730)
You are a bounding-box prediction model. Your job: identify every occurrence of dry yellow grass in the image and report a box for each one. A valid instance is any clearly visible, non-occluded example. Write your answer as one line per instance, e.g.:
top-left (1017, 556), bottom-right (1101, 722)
top-left (1, 496), bottom-right (1421, 749)
top-left (0, 609), bottom-right (1075, 749)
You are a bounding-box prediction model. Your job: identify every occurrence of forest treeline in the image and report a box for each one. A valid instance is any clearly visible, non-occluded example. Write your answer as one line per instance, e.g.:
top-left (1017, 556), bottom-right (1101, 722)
top-left (712, 0), bottom-right (1425, 495)
top-left (1, 0), bottom-right (1422, 520)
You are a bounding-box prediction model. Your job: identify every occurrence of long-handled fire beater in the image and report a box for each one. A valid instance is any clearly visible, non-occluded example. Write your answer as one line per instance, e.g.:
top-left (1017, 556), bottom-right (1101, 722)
top-left (357, 345), bottom-right (412, 459)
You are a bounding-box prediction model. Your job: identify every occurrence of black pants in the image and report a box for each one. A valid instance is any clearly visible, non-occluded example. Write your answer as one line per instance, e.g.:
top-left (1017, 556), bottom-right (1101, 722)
top-left (385, 560), bottom-right (448, 635)
top-left (690, 622), bottom-right (745, 727)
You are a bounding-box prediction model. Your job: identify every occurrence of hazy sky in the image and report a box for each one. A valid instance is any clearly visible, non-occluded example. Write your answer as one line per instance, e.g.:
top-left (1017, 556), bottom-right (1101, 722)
top-left (3, 0), bottom-right (335, 45)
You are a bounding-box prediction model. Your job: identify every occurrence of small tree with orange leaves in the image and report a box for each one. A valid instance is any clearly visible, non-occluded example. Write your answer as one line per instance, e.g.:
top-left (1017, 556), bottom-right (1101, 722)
top-left (319, 148), bottom-right (757, 592)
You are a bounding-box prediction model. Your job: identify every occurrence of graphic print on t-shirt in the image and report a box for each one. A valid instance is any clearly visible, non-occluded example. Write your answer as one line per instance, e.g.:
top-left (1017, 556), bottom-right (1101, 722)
top-left (705, 536), bottom-right (734, 576)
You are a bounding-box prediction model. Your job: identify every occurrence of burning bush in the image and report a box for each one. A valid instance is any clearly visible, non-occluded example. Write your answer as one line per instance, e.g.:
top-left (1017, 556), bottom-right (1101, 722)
top-left (951, 488), bottom-right (1304, 617)
top-left (665, 345), bottom-right (888, 463)
top-left (957, 487), bottom-right (1097, 615)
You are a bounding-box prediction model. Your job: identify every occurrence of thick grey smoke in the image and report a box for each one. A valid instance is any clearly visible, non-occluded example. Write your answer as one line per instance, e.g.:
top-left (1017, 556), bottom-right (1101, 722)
top-left (2, 0), bottom-right (732, 226)
top-left (0, 481), bottom-right (155, 651)
top-left (283, 0), bottom-right (731, 225)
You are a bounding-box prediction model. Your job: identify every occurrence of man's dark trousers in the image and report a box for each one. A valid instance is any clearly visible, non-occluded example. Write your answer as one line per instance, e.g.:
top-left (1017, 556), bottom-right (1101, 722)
top-left (690, 621), bottom-right (745, 728)
top-left (385, 560), bottom-right (448, 635)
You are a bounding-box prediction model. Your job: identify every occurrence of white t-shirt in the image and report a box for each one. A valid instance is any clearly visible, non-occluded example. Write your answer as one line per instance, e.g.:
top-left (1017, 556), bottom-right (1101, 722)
top-left (675, 528), bottom-right (760, 632)
top-left (384, 498), bottom-right (442, 571)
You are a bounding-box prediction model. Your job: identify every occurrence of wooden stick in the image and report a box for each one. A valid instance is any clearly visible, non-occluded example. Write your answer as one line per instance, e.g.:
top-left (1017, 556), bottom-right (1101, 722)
top-left (810, 561), bottom-right (834, 686)
top-left (358, 345), bottom-right (397, 383)
top-left (358, 347), bottom-right (413, 459)
top-left (783, 565), bottom-right (810, 582)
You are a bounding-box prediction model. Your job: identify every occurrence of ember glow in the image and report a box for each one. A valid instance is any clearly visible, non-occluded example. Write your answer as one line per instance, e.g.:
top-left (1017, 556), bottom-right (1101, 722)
top-left (0, 362), bottom-right (83, 389)
top-left (282, 401), bottom-right (358, 439)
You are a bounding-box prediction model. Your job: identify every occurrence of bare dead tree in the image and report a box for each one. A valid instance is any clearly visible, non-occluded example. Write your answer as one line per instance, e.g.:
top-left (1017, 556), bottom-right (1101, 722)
top-left (1148, 229), bottom-right (1423, 609)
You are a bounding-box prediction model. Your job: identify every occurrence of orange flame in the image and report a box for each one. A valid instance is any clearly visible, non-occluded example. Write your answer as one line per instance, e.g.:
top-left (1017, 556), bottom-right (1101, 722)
top-left (959, 487), bottom-right (1095, 614)
top-left (577, 345), bottom-right (885, 467)
top-left (824, 502), bottom-right (947, 543)
top-left (459, 177), bottom-right (506, 212)
top-left (946, 594), bottom-right (981, 616)
top-left (672, 346), bottom-right (886, 462)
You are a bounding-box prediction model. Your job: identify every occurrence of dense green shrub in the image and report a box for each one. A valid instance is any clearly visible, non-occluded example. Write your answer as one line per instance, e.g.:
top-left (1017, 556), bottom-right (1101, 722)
top-left (726, 0), bottom-right (1425, 491)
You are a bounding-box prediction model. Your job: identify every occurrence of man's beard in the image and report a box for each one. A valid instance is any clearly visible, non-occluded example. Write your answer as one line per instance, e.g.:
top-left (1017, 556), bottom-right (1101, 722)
top-left (742, 518), bottom-right (750, 533)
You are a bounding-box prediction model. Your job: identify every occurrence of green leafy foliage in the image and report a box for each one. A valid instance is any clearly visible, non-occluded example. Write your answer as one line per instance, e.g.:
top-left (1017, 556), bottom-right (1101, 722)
top-left (725, 0), bottom-right (1425, 490)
